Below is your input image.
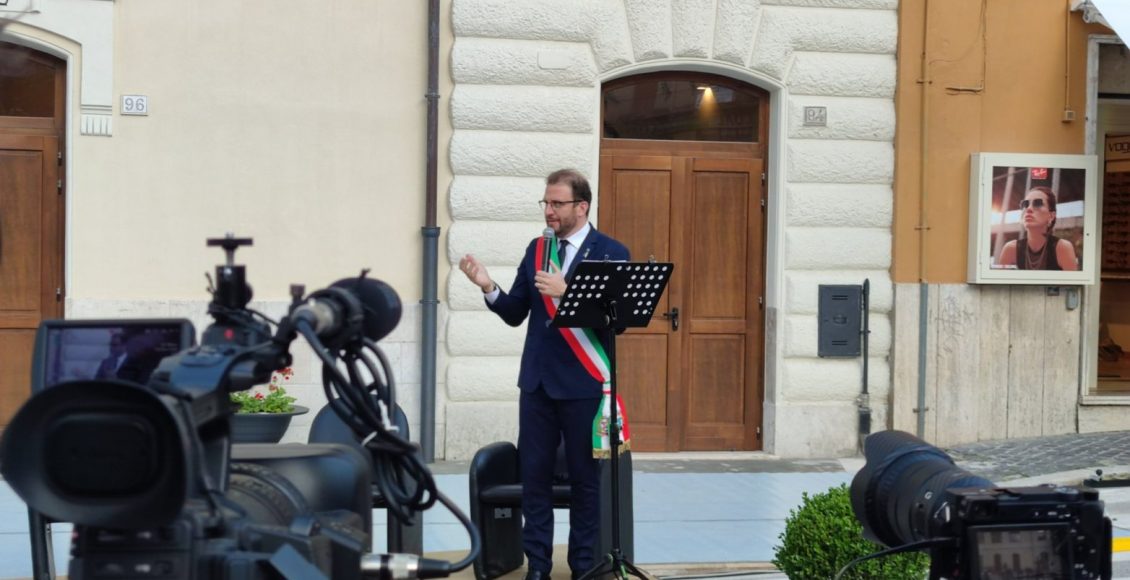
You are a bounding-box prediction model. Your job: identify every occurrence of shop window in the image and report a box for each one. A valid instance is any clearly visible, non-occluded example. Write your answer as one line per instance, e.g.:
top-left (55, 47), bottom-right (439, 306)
top-left (602, 73), bottom-right (760, 142)
top-left (1098, 134), bottom-right (1130, 392)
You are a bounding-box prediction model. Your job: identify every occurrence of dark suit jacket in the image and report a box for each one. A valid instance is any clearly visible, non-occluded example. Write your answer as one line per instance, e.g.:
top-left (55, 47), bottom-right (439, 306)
top-left (487, 227), bottom-right (630, 400)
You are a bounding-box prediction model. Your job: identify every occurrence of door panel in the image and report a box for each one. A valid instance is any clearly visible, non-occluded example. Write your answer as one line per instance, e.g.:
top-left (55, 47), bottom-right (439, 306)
top-left (0, 331), bottom-right (36, 426)
top-left (600, 157), bottom-right (680, 450)
top-left (688, 335), bottom-right (745, 423)
top-left (683, 158), bottom-right (762, 450)
top-left (600, 153), bottom-right (764, 451)
top-left (0, 134), bottom-right (61, 425)
top-left (690, 172), bottom-right (748, 319)
top-left (0, 149), bottom-right (44, 312)
top-left (615, 334), bottom-right (670, 447)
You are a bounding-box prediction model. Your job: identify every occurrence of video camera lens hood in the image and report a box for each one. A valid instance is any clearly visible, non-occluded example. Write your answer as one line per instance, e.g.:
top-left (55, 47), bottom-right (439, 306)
top-left (1, 380), bottom-right (193, 529)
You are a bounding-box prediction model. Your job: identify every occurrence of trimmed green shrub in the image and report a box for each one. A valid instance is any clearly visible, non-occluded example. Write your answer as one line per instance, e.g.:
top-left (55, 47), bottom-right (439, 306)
top-left (772, 483), bottom-right (929, 580)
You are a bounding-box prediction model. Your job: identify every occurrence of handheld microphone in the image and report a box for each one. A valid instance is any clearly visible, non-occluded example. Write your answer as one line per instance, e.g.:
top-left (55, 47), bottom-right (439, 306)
top-left (542, 227), bottom-right (555, 272)
top-left (291, 277), bottom-right (402, 345)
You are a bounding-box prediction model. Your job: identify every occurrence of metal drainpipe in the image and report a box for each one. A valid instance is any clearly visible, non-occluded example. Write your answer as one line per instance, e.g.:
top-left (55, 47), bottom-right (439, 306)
top-left (915, 0), bottom-right (932, 439)
top-left (420, 0), bottom-right (440, 462)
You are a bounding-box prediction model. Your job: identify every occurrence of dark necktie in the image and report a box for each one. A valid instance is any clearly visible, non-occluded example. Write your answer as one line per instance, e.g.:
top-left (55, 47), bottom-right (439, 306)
top-left (558, 240), bottom-right (569, 269)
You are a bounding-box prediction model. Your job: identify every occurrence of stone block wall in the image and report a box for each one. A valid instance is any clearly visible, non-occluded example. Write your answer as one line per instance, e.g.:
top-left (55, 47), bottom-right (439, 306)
top-left (446, 0), bottom-right (898, 458)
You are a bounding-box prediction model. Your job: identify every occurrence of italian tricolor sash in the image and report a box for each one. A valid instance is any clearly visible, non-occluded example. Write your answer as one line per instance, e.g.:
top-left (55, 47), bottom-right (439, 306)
top-left (535, 236), bottom-right (631, 457)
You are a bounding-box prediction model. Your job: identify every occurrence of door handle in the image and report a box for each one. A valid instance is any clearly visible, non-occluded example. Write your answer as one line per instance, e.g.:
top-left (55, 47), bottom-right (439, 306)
top-left (661, 307), bottom-right (679, 331)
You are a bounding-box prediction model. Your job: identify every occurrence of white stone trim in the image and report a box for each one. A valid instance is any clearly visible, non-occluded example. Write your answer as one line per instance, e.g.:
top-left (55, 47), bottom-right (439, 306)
top-left (450, 176), bottom-right (550, 221)
top-left (453, 85), bottom-right (597, 133)
top-left (80, 105), bottom-right (113, 137)
top-left (448, 220), bottom-right (546, 264)
top-left (452, 38), bottom-right (598, 86)
top-left (445, 401), bottom-right (519, 460)
top-left (786, 183), bottom-right (893, 227)
top-left (787, 96), bottom-right (895, 141)
top-left (788, 53), bottom-right (897, 97)
top-left (785, 226), bottom-right (891, 269)
top-left (624, 0), bottom-right (674, 62)
top-left (784, 270), bottom-right (893, 313)
top-left (447, 311), bottom-right (526, 357)
top-left (763, 0), bottom-right (897, 7)
top-left (671, 0), bottom-right (715, 58)
top-left (451, 130), bottom-right (594, 177)
top-left (446, 358), bottom-right (522, 401)
top-left (714, 0), bottom-right (762, 65)
top-left (750, 6), bottom-right (895, 78)
top-left (787, 139), bottom-right (893, 183)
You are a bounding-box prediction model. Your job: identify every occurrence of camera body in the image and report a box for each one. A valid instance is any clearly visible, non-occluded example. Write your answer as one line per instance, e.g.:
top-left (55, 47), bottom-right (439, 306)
top-left (934, 485), bottom-right (1110, 580)
top-left (852, 430), bottom-right (1112, 580)
top-left (2, 236), bottom-right (407, 579)
top-left (13, 316), bottom-right (375, 579)
top-left (70, 486), bottom-right (368, 580)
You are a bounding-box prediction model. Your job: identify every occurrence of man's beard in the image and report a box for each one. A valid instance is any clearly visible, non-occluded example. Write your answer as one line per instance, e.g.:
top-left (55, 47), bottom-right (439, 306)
top-left (551, 214), bottom-right (578, 236)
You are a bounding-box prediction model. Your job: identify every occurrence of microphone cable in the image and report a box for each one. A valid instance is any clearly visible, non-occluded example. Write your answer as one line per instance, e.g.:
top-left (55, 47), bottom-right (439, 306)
top-left (296, 321), bottom-right (482, 572)
top-left (296, 320), bottom-right (436, 521)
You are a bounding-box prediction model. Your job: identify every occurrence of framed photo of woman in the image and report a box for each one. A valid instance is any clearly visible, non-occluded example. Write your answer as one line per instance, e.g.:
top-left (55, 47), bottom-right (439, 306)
top-left (968, 152), bottom-right (1099, 285)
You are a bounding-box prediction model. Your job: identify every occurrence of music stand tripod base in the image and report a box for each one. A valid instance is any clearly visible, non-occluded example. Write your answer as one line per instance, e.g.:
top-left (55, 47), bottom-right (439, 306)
top-left (553, 260), bottom-right (674, 580)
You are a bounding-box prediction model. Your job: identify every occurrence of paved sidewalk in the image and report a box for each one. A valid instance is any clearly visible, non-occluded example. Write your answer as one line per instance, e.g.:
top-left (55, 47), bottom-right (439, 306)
top-left (3, 431), bottom-right (1130, 579)
top-left (945, 430), bottom-right (1130, 483)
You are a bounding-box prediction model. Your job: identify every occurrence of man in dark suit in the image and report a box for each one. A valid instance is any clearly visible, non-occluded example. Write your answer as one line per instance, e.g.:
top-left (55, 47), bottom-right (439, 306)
top-left (94, 332), bottom-right (127, 380)
top-left (95, 329), bottom-right (165, 385)
top-left (459, 168), bottom-right (630, 580)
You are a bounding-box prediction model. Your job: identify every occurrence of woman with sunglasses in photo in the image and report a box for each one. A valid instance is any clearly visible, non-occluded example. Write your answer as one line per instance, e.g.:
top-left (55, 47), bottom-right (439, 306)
top-left (996, 186), bottom-right (1080, 270)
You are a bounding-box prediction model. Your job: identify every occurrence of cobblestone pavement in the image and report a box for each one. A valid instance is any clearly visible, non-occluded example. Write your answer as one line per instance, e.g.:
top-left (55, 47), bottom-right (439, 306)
top-left (944, 430), bottom-right (1130, 483)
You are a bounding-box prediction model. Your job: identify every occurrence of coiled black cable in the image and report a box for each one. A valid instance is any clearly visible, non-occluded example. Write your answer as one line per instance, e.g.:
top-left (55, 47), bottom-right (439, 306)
top-left (296, 321), bottom-right (437, 521)
top-left (294, 319), bottom-right (481, 571)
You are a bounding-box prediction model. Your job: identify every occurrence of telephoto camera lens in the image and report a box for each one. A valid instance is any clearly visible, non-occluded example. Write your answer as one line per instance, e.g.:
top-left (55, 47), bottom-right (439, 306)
top-left (850, 430), bottom-right (993, 548)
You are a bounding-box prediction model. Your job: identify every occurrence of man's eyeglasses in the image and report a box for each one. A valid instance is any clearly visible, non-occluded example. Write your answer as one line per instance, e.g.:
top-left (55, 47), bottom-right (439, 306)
top-left (539, 200), bottom-right (582, 211)
top-left (1020, 198), bottom-right (1049, 210)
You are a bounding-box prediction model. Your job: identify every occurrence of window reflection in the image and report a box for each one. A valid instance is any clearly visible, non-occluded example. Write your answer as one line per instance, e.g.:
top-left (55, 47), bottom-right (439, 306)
top-left (603, 74), bottom-right (760, 142)
top-left (0, 42), bottom-right (57, 118)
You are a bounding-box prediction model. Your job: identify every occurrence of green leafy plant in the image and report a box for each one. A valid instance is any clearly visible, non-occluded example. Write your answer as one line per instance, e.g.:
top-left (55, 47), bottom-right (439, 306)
top-left (230, 367), bottom-right (297, 414)
top-left (773, 483), bottom-right (929, 580)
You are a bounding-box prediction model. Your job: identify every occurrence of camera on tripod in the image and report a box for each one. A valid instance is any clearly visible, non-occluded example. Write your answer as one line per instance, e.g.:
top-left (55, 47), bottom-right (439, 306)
top-left (0, 235), bottom-right (477, 579)
top-left (851, 430), bottom-right (1111, 580)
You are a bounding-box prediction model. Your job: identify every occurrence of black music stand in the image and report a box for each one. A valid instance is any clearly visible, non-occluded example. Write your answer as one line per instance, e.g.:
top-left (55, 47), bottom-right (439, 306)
top-left (553, 260), bottom-right (673, 580)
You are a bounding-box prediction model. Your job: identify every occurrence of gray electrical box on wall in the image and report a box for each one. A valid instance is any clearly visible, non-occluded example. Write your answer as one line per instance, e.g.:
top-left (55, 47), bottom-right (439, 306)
top-left (818, 285), bottom-right (862, 357)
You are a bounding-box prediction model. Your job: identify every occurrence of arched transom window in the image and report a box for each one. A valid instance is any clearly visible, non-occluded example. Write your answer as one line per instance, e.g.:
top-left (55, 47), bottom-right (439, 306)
top-left (602, 72), bottom-right (761, 143)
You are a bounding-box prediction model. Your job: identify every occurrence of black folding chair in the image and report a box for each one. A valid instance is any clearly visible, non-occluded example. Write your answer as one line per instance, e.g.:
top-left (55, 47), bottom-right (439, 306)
top-left (468, 439), bottom-right (633, 580)
top-left (307, 399), bottom-right (424, 555)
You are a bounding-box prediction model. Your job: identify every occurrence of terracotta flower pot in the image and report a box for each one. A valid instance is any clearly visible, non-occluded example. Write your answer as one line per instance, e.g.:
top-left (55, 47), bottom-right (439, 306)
top-left (229, 405), bottom-right (309, 444)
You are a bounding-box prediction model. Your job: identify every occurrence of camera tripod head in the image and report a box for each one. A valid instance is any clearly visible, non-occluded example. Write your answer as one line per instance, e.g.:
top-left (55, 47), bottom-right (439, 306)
top-left (203, 234), bottom-right (273, 348)
top-left (206, 234), bottom-right (254, 311)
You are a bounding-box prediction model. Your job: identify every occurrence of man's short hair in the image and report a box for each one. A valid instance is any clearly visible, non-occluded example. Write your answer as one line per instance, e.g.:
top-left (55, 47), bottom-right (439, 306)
top-left (546, 168), bottom-right (592, 205)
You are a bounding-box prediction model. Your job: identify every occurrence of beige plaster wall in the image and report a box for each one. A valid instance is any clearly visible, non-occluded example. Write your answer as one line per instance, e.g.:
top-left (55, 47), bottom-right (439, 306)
top-left (68, 0), bottom-right (437, 302)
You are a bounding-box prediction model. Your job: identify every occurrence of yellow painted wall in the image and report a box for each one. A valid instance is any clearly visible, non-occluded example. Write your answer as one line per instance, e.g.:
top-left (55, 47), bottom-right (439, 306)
top-left (894, 0), bottom-right (1110, 283)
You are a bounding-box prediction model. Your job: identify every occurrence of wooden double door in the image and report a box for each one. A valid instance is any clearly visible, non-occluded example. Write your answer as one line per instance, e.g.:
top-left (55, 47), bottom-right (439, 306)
top-left (598, 147), bottom-right (766, 451)
top-left (0, 43), bottom-right (66, 428)
top-left (0, 136), bottom-right (62, 426)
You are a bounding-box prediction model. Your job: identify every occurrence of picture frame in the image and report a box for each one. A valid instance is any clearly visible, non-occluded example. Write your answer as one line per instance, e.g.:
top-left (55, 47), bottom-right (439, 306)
top-left (968, 152), bottom-right (1099, 285)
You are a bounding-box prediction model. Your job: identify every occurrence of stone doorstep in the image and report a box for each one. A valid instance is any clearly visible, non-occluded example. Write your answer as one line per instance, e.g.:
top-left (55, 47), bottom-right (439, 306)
top-left (642, 562), bottom-right (781, 578)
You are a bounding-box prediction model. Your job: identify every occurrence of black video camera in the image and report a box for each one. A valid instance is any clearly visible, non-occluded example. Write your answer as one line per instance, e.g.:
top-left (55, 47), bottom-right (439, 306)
top-left (0, 236), bottom-right (474, 579)
top-left (851, 430), bottom-right (1111, 580)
